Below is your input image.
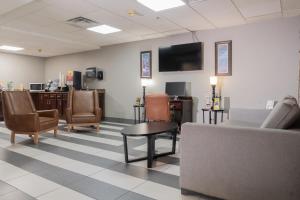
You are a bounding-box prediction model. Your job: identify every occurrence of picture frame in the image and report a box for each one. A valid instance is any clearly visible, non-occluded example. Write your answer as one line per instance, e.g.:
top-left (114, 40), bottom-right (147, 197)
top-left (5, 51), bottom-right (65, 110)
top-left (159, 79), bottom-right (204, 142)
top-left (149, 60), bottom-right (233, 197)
top-left (215, 40), bottom-right (232, 76)
top-left (213, 97), bottom-right (221, 110)
top-left (140, 51), bottom-right (152, 78)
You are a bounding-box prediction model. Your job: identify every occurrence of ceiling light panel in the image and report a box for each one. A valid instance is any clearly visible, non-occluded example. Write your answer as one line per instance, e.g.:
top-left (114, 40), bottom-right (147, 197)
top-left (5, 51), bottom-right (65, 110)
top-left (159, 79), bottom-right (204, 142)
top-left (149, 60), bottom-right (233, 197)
top-left (87, 25), bottom-right (122, 34)
top-left (0, 45), bottom-right (24, 51)
top-left (137, 0), bottom-right (186, 11)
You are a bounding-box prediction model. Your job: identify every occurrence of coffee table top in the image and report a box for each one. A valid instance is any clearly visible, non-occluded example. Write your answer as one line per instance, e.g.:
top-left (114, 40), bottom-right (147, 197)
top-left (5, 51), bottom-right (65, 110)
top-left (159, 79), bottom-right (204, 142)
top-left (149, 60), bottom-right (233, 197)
top-left (121, 122), bottom-right (178, 136)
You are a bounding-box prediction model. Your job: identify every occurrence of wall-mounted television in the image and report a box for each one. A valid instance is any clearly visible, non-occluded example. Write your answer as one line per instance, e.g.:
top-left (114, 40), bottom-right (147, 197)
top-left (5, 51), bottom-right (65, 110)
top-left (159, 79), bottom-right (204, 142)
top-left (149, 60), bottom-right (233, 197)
top-left (159, 42), bottom-right (203, 72)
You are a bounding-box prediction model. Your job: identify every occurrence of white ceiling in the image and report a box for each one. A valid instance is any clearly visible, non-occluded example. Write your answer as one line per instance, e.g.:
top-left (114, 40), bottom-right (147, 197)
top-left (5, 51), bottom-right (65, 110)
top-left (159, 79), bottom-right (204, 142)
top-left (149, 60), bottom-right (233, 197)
top-left (0, 0), bottom-right (299, 57)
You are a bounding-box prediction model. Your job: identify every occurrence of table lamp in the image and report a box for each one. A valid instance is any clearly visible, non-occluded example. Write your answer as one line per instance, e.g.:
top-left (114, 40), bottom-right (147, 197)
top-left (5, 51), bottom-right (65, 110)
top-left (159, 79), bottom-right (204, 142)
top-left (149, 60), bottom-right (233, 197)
top-left (210, 76), bottom-right (218, 109)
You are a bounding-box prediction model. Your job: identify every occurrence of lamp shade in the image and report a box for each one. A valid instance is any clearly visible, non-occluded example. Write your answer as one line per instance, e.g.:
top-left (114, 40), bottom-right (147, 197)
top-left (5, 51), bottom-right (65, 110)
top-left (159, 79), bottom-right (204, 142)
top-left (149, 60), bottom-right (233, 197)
top-left (141, 78), bottom-right (153, 87)
top-left (210, 76), bottom-right (218, 86)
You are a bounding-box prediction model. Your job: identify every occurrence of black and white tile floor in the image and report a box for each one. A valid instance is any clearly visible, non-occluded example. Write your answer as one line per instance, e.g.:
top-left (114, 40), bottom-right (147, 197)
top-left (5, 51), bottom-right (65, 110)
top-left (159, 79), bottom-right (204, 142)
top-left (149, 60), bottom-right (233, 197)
top-left (0, 120), bottom-right (206, 200)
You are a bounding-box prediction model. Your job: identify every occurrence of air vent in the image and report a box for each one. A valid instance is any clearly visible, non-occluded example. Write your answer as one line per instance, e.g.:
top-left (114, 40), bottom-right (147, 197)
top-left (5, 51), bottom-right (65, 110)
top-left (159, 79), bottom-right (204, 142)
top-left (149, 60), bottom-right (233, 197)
top-left (66, 17), bottom-right (98, 29)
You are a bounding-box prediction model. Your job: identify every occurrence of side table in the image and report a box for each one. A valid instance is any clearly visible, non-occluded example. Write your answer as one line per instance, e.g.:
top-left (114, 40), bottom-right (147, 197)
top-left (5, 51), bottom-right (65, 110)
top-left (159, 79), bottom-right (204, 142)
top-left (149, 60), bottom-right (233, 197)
top-left (202, 108), bottom-right (224, 124)
top-left (133, 104), bottom-right (145, 124)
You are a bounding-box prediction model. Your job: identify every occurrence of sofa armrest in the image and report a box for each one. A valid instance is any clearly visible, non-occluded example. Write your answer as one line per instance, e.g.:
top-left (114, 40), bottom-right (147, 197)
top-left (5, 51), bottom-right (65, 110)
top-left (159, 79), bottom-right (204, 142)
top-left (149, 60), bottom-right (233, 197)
top-left (37, 109), bottom-right (59, 119)
top-left (229, 108), bottom-right (271, 124)
top-left (180, 123), bottom-right (300, 200)
top-left (10, 113), bottom-right (39, 132)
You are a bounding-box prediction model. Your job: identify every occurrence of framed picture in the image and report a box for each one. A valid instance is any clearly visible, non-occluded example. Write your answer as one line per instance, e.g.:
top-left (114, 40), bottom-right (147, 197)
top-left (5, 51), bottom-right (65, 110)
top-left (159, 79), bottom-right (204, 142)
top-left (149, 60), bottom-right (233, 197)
top-left (215, 40), bottom-right (232, 76)
top-left (140, 51), bottom-right (152, 78)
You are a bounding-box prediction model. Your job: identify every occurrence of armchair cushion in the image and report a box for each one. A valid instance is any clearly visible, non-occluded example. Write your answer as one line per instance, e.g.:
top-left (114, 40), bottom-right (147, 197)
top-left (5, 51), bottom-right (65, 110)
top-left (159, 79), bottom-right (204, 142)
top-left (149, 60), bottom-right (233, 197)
top-left (261, 96), bottom-right (300, 129)
top-left (37, 109), bottom-right (59, 119)
top-left (39, 117), bottom-right (58, 130)
top-left (71, 113), bottom-right (97, 123)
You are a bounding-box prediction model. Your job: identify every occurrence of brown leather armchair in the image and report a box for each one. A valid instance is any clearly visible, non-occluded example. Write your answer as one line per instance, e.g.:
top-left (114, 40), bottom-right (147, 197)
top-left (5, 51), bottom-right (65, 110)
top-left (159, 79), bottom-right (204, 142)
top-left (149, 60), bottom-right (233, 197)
top-left (1, 91), bottom-right (59, 144)
top-left (65, 90), bottom-right (101, 132)
top-left (145, 94), bottom-right (171, 122)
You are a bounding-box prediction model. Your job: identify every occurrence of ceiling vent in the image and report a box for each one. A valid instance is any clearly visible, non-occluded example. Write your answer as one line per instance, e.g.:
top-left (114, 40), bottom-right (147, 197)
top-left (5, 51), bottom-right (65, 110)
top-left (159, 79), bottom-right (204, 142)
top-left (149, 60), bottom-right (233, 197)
top-left (66, 17), bottom-right (98, 29)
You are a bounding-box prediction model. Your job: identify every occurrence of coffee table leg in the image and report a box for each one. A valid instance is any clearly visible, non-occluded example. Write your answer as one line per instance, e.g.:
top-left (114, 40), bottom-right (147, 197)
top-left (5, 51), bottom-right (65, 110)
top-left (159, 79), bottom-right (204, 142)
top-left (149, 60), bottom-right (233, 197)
top-left (123, 135), bottom-right (129, 163)
top-left (147, 135), bottom-right (155, 168)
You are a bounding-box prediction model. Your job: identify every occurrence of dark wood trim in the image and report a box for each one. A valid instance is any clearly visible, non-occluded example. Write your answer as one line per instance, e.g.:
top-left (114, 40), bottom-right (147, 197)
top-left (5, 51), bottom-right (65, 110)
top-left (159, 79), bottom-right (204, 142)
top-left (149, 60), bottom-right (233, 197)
top-left (215, 40), bottom-right (232, 76)
top-left (140, 50), bottom-right (152, 78)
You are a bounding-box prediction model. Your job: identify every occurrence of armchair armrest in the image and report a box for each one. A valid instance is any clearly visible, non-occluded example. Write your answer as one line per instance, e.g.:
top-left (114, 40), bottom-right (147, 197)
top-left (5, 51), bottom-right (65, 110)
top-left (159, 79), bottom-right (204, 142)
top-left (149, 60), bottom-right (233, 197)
top-left (37, 109), bottom-right (59, 119)
top-left (95, 107), bottom-right (102, 122)
top-left (65, 108), bottom-right (72, 123)
top-left (10, 113), bottom-right (39, 132)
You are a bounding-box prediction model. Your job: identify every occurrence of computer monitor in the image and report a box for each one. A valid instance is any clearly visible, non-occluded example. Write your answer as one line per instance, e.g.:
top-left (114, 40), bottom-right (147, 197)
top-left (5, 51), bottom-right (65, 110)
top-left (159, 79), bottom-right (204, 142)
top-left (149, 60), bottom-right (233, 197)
top-left (165, 82), bottom-right (188, 97)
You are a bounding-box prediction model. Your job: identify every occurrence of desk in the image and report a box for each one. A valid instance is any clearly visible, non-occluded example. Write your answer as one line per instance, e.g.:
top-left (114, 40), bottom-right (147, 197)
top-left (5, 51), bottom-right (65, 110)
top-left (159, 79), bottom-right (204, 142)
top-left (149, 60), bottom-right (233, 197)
top-left (202, 108), bottom-right (224, 124)
top-left (121, 122), bottom-right (178, 168)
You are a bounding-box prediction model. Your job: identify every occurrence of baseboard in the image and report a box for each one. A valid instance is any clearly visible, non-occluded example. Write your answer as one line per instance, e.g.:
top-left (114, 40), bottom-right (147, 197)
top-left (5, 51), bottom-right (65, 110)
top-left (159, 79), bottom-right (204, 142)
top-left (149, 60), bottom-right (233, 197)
top-left (103, 117), bottom-right (135, 124)
top-left (181, 188), bottom-right (224, 200)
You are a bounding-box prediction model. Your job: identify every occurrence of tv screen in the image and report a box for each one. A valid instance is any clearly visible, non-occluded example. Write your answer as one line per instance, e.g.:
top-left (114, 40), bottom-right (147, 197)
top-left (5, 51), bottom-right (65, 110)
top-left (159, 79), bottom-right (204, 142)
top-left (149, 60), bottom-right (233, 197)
top-left (165, 82), bottom-right (186, 97)
top-left (159, 42), bottom-right (203, 72)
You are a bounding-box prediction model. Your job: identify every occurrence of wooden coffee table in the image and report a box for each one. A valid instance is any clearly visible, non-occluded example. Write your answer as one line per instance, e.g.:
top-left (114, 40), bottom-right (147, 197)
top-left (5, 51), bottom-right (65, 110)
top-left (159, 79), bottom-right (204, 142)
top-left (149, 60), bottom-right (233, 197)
top-left (120, 122), bottom-right (178, 168)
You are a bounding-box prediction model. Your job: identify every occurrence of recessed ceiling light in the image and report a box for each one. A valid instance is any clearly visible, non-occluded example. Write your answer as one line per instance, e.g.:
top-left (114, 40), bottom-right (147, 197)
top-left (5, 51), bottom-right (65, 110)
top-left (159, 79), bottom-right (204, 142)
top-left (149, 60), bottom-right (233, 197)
top-left (87, 25), bottom-right (121, 34)
top-left (0, 45), bottom-right (24, 51)
top-left (137, 0), bottom-right (185, 11)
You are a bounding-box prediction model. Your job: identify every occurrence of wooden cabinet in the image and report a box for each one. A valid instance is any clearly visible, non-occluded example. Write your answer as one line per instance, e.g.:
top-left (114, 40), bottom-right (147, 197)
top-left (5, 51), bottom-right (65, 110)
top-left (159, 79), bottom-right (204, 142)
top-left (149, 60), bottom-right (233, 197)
top-left (30, 91), bottom-right (105, 119)
top-left (170, 97), bottom-right (193, 126)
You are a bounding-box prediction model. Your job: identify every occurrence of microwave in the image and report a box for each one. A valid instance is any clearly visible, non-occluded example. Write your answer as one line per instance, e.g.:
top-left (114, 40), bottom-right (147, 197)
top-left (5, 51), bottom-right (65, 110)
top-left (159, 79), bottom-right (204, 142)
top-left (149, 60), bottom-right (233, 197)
top-left (29, 83), bottom-right (45, 91)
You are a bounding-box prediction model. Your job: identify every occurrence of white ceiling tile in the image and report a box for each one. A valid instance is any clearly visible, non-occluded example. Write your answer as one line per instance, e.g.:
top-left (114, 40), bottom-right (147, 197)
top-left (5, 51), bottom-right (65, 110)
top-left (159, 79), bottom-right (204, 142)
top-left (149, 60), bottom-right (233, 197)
top-left (190, 0), bottom-right (246, 28)
top-left (246, 12), bottom-right (282, 23)
top-left (125, 14), bottom-right (180, 32)
top-left (87, 0), bottom-right (154, 17)
top-left (0, 0), bottom-right (48, 24)
top-left (33, 5), bottom-right (80, 21)
top-left (0, 0), bottom-right (33, 15)
top-left (282, 0), bottom-right (300, 10)
top-left (281, 0), bottom-right (300, 16)
top-left (38, 23), bottom-right (82, 33)
top-left (42, 0), bottom-right (98, 15)
top-left (283, 9), bottom-right (300, 17)
top-left (233, 0), bottom-right (281, 18)
top-left (160, 6), bottom-right (214, 31)
top-left (84, 9), bottom-right (156, 35)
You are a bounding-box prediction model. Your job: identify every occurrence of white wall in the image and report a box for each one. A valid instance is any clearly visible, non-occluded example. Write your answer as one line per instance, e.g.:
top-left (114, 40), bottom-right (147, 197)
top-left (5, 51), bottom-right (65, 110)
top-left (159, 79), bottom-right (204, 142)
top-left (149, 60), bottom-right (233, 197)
top-left (44, 16), bottom-right (300, 121)
top-left (0, 52), bottom-right (45, 89)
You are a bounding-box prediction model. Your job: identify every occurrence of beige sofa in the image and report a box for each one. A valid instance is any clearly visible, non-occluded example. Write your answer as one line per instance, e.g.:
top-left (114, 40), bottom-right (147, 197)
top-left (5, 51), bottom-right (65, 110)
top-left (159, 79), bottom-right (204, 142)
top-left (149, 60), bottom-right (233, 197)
top-left (180, 108), bottom-right (300, 200)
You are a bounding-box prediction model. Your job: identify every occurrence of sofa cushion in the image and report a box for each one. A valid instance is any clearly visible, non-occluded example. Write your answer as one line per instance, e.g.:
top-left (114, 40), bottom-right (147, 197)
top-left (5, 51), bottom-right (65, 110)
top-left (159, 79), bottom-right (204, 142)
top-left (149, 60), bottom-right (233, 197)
top-left (261, 96), bottom-right (300, 129)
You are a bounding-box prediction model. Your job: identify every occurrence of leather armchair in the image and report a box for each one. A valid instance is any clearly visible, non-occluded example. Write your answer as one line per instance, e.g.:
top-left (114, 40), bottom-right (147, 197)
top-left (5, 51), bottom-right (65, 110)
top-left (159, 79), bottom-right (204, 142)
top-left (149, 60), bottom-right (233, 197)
top-left (145, 94), bottom-right (170, 122)
top-left (65, 90), bottom-right (102, 132)
top-left (1, 91), bottom-right (59, 144)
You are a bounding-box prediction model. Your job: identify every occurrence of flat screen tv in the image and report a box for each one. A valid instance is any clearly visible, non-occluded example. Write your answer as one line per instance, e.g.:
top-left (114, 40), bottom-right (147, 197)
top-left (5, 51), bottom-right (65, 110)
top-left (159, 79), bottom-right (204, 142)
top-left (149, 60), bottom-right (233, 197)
top-left (159, 42), bottom-right (203, 72)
